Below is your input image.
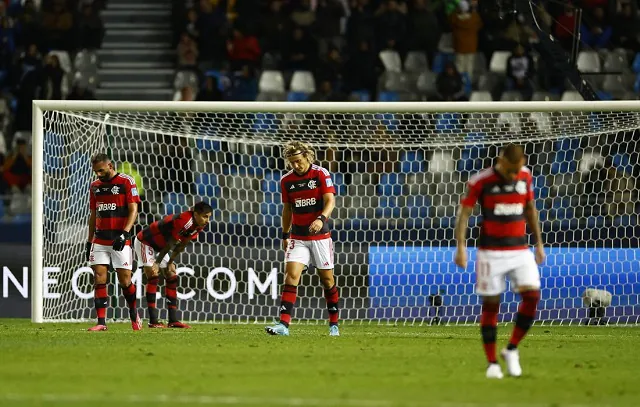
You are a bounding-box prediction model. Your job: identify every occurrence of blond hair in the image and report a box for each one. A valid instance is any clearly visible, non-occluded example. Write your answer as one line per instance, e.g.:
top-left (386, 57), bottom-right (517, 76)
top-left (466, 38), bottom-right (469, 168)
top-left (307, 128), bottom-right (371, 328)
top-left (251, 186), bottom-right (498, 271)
top-left (282, 141), bottom-right (316, 167)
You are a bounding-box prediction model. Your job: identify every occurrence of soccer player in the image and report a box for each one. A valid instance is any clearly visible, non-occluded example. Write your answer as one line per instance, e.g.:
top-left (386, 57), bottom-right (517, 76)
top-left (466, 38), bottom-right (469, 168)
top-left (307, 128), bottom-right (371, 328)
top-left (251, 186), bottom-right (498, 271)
top-left (86, 153), bottom-right (141, 331)
top-left (454, 144), bottom-right (546, 379)
top-left (265, 141), bottom-right (339, 336)
top-left (134, 202), bottom-right (213, 328)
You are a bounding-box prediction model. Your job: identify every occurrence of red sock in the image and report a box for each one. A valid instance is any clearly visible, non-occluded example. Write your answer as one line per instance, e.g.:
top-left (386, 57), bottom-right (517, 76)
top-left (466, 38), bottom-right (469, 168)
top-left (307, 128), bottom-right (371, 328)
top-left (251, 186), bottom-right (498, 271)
top-left (94, 283), bottom-right (108, 325)
top-left (279, 285), bottom-right (297, 327)
top-left (324, 286), bottom-right (339, 326)
top-left (508, 290), bottom-right (540, 349)
top-left (480, 302), bottom-right (499, 364)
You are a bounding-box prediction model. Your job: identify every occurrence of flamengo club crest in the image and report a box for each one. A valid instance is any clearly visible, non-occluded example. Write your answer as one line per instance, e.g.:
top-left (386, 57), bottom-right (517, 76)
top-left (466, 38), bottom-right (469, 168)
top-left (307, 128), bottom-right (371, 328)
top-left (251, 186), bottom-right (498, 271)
top-left (515, 180), bottom-right (527, 195)
top-left (308, 180), bottom-right (317, 189)
top-left (111, 186), bottom-right (120, 194)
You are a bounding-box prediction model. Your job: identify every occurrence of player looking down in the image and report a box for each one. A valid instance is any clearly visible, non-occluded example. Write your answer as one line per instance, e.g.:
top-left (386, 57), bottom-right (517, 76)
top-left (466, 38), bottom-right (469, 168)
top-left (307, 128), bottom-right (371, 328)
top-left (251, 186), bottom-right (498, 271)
top-left (86, 153), bottom-right (141, 331)
top-left (454, 144), bottom-right (546, 379)
top-left (134, 202), bottom-right (213, 328)
top-left (265, 141), bottom-right (339, 336)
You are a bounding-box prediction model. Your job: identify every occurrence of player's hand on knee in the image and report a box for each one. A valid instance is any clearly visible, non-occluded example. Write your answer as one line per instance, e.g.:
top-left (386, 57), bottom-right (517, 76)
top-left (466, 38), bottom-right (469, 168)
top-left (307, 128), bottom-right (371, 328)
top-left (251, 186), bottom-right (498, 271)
top-left (112, 231), bottom-right (128, 251)
top-left (165, 262), bottom-right (177, 276)
top-left (151, 262), bottom-right (160, 276)
top-left (454, 247), bottom-right (467, 269)
top-left (85, 242), bottom-right (92, 262)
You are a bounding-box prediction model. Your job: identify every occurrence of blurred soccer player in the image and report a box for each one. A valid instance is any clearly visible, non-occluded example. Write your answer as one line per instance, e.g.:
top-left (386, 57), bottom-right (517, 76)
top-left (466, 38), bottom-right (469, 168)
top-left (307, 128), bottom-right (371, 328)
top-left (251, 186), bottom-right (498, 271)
top-left (265, 141), bottom-right (339, 336)
top-left (454, 144), bottom-right (545, 379)
top-left (134, 202), bottom-right (213, 328)
top-left (86, 153), bottom-right (141, 331)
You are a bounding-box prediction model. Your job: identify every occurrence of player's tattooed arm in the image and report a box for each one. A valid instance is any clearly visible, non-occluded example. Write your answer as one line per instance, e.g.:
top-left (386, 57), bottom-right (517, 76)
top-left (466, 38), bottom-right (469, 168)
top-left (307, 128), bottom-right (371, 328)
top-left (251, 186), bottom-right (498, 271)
top-left (454, 205), bottom-right (473, 268)
top-left (525, 200), bottom-right (546, 264)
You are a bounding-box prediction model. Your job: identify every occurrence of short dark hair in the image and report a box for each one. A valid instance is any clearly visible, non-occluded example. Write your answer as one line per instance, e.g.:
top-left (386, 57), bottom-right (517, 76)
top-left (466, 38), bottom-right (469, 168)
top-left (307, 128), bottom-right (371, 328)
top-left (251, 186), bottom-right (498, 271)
top-left (501, 144), bottom-right (525, 163)
top-left (193, 201), bottom-right (213, 214)
top-left (91, 153), bottom-right (111, 165)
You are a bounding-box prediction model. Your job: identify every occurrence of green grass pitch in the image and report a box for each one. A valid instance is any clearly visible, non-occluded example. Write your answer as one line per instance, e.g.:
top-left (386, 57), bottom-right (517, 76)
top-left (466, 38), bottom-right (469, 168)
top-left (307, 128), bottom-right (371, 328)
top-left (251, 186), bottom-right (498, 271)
top-left (0, 319), bottom-right (638, 407)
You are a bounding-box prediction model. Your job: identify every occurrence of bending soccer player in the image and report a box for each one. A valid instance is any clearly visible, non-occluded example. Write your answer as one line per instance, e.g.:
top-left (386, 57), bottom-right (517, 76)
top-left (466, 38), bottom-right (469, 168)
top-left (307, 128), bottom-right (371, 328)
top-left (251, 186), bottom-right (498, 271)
top-left (134, 202), bottom-right (213, 328)
top-left (86, 153), bottom-right (141, 331)
top-left (454, 144), bottom-right (546, 379)
top-left (265, 141), bottom-right (339, 336)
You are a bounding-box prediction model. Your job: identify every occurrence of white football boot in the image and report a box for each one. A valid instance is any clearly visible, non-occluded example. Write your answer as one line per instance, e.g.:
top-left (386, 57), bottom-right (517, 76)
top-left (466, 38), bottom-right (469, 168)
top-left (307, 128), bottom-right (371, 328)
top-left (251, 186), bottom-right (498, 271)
top-left (501, 348), bottom-right (522, 377)
top-left (486, 363), bottom-right (504, 379)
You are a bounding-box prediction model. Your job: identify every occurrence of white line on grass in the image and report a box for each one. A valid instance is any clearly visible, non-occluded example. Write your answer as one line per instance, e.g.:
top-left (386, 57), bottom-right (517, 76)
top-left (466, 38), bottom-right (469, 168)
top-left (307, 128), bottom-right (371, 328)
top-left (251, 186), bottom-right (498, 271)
top-left (0, 393), bottom-right (613, 407)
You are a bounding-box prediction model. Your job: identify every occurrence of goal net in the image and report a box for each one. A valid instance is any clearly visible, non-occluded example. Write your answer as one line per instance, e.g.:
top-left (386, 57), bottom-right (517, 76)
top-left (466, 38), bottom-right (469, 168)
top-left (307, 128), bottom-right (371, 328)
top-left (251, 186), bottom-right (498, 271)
top-left (32, 101), bottom-right (640, 325)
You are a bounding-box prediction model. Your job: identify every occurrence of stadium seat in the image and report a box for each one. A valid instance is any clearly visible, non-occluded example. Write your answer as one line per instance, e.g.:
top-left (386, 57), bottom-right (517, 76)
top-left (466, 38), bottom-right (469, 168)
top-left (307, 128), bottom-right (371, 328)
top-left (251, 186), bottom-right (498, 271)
top-left (473, 52), bottom-right (487, 78)
top-left (205, 70), bottom-right (232, 91)
top-left (469, 91), bottom-right (492, 102)
top-left (531, 91), bottom-right (560, 101)
top-left (332, 172), bottom-right (347, 196)
top-left (382, 72), bottom-right (410, 92)
top-left (377, 91), bottom-right (399, 101)
top-left (500, 90), bottom-right (524, 101)
top-left (577, 51), bottom-right (601, 73)
top-left (633, 53), bottom-right (640, 73)
top-left (404, 51), bottom-right (428, 73)
top-left (378, 50), bottom-right (402, 72)
top-left (48, 50), bottom-right (72, 73)
top-left (73, 71), bottom-right (99, 91)
top-left (604, 50), bottom-right (630, 73)
top-left (261, 52), bottom-right (280, 70)
top-left (432, 52), bottom-right (455, 73)
top-left (252, 113), bottom-right (279, 133)
top-left (163, 193), bottom-right (189, 215)
top-left (416, 71), bottom-right (437, 97)
top-left (489, 51), bottom-right (511, 74)
top-left (195, 139), bottom-right (222, 151)
top-left (258, 70), bottom-right (286, 93)
top-left (287, 91), bottom-right (310, 101)
top-left (602, 75), bottom-right (626, 94)
top-left (349, 90), bottom-right (371, 101)
top-left (256, 92), bottom-right (286, 101)
top-left (561, 91), bottom-right (584, 101)
top-left (476, 73), bottom-right (497, 92)
top-left (378, 173), bottom-right (405, 196)
top-left (400, 150), bottom-right (426, 173)
top-left (261, 170), bottom-right (281, 193)
top-left (462, 72), bottom-right (472, 95)
top-left (435, 113), bottom-right (462, 133)
top-left (289, 71), bottom-right (316, 93)
top-left (74, 49), bottom-right (98, 73)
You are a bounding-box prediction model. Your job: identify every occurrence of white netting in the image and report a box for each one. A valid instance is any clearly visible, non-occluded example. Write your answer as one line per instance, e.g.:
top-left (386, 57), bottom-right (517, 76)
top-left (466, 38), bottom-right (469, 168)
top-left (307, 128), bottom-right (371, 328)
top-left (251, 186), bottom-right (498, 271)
top-left (38, 103), bottom-right (640, 325)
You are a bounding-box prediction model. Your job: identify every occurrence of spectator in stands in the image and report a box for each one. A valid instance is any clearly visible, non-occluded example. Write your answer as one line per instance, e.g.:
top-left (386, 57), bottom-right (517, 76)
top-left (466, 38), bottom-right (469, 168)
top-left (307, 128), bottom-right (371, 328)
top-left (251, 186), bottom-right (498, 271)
top-left (177, 32), bottom-right (199, 69)
top-left (310, 79), bottom-right (347, 101)
top-left (612, 1), bottom-right (640, 52)
top-left (76, 3), bottom-right (104, 50)
top-left (506, 44), bottom-right (534, 101)
top-left (345, 39), bottom-right (378, 98)
top-left (347, 0), bottom-right (376, 51)
top-left (2, 137), bottom-right (31, 195)
top-left (227, 28), bottom-right (261, 71)
top-left (580, 6), bottom-right (612, 49)
top-left (230, 65), bottom-right (258, 101)
top-left (435, 61), bottom-right (466, 101)
top-left (196, 0), bottom-right (228, 68)
top-left (291, 0), bottom-right (316, 28)
top-left (260, 0), bottom-right (291, 55)
top-left (375, 0), bottom-right (407, 53)
top-left (314, 0), bottom-right (346, 55)
top-left (407, 0), bottom-right (440, 64)
top-left (553, 3), bottom-right (577, 50)
top-left (283, 26), bottom-right (317, 72)
top-left (40, 54), bottom-right (65, 100)
top-left (12, 43), bottom-right (41, 131)
top-left (503, 13), bottom-right (538, 48)
top-left (41, 0), bottom-right (74, 51)
top-left (197, 76), bottom-right (223, 101)
top-left (315, 47), bottom-right (344, 88)
top-left (15, 0), bottom-right (39, 48)
top-left (449, 0), bottom-right (482, 81)
top-left (67, 83), bottom-right (96, 100)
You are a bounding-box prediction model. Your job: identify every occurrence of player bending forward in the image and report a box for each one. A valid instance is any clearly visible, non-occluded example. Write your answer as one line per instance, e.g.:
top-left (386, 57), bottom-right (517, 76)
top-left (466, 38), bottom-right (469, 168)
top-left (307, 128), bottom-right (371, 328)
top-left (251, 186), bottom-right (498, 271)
top-left (86, 153), bottom-right (141, 331)
top-left (265, 141), bottom-right (339, 336)
top-left (134, 202), bottom-right (213, 328)
top-left (454, 144), bottom-right (546, 379)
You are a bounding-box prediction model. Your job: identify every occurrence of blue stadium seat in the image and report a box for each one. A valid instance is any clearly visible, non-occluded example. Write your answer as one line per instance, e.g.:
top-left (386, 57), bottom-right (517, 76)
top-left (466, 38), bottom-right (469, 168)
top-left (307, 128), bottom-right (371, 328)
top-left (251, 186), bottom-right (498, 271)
top-left (163, 193), bottom-right (189, 215)
top-left (350, 90), bottom-right (371, 101)
top-left (551, 139), bottom-right (579, 173)
top-left (260, 202), bottom-right (283, 216)
top-left (462, 72), bottom-right (472, 96)
top-left (253, 113), bottom-right (279, 133)
top-left (403, 195), bottom-right (430, 218)
top-left (287, 91), bottom-right (310, 101)
top-left (374, 113), bottom-right (400, 131)
top-left (378, 91), bottom-right (400, 101)
top-left (376, 196), bottom-right (401, 218)
top-left (635, 74), bottom-right (640, 93)
top-left (205, 70), bottom-right (231, 92)
top-left (632, 53), bottom-right (640, 73)
top-left (435, 113), bottom-right (462, 133)
top-left (400, 150), bottom-right (426, 173)
top-left (613, 154), bottom-right (632, 173)
top-left (195, 139), bottom-right (222, 151)
top-left (432, 52), bottom-right (455, 73)
top-left (534, 175), bottom-right (549, 199)
top-left (378, 173), bottom-right (405, 196)
top-left (195, 174), bottom-right (220, 206)
top-left (331, 172), bottom-right (347, 196)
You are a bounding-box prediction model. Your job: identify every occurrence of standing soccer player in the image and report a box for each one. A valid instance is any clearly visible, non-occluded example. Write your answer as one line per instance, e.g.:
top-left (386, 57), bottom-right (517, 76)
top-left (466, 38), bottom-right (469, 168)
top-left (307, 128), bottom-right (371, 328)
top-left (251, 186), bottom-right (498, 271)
top-left (134, 202), bottom-right (213, 328)
top-left (86, 153), bottom-right (141, 331)
top-left (454, 144), bottom-right (546, 379)
top-left (265, 141), bottom-right (339, 336)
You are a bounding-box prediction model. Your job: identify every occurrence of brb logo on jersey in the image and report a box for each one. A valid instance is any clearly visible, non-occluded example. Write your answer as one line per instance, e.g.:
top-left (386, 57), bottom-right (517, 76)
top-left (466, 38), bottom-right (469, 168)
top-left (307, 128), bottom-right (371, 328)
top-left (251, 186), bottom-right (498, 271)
top-left (295, 198), bottom-right (317, 208)
top-left (97, 203), bottom-right (117, 211)
top-left (493, 203), bottom-right (524, 216)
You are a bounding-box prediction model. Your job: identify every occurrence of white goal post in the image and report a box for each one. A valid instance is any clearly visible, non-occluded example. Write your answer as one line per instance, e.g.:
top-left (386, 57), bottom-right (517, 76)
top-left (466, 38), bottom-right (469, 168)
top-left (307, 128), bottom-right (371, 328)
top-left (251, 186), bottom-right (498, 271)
top-left (31, 100), bottom-right (640, 325)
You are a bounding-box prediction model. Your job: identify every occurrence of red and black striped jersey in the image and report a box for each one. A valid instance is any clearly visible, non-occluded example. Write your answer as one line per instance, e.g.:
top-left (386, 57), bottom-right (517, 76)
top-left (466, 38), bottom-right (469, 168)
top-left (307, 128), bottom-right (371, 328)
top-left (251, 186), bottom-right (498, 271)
top-left (281, 164), bottom-right (336, 241)
top-left (137, 211), bottom-right (205, 251)
top-left (89, 173), bottom-right (140, 245)
top-left (461, 166), bottom-right (534, 250)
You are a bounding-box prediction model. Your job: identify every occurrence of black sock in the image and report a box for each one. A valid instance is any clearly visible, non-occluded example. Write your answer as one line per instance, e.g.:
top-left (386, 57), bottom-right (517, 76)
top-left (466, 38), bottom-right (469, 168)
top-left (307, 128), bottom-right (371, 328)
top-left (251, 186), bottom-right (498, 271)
top-left (121, 283), bottom-right (137, 322)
